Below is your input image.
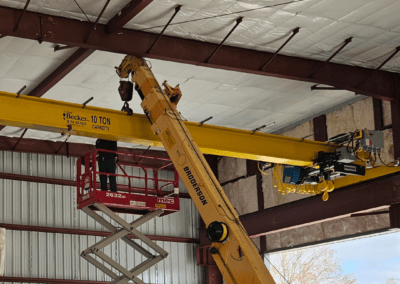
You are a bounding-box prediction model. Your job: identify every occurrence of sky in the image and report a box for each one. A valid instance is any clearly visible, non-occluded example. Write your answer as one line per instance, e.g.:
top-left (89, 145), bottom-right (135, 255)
top-left (331, 231), bottom-right (400, 284)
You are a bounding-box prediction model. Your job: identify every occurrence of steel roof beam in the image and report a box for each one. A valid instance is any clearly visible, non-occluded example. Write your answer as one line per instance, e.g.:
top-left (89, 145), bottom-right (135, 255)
top-left (0, 136), bottom-right (174, 170)
top-left (0, 171), bottom-right (190, 198)
top-left (0, 222), bottom-right (198, 243)
top-left (0, 276), bottom-right (106, 283)
top-left (240, 172), bottom-right (400, 238)
top-left (106, 0), bottom-right (154, 34)
top-left (0, 5), bottom-right (399, 101)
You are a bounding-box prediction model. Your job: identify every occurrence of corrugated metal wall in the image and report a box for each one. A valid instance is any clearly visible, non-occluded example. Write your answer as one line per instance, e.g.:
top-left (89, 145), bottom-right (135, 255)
top-left (0, 151), bottom-right (203, 283)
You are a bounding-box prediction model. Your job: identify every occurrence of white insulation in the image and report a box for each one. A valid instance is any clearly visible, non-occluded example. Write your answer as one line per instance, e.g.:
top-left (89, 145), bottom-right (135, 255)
top-left (1, 0), bottom-right (397, 137)
top-left (0, 151), bottom-right (203, 283)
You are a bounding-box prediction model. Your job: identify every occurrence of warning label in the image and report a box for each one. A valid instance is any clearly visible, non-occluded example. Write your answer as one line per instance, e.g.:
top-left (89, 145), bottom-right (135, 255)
top-left (162, 128), bottom-right (176, 149)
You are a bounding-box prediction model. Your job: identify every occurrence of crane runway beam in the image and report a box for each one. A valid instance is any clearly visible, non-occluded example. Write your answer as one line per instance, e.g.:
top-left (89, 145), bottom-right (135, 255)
top-left (0, 91), bottom-right (337, 166)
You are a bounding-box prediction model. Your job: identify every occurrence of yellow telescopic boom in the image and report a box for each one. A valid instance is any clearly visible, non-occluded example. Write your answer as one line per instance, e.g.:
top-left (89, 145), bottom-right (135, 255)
top-left (116, 56), bottom-right (276, 284)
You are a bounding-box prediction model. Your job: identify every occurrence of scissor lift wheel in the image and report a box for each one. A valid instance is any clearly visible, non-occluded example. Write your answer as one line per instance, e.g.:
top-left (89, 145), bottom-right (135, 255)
top-left (80, 203), bottom-right (168, 284)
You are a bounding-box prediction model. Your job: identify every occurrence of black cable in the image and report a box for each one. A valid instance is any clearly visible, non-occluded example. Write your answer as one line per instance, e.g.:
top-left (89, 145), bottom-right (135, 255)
top-left (378, 153), bottom-right (395, 167)
top-left (140, 0), bottom-right (307, 31)
top-left (249, 240), bottom-right (291, 284)
top-left (346, 132), bottom-right (355, 154)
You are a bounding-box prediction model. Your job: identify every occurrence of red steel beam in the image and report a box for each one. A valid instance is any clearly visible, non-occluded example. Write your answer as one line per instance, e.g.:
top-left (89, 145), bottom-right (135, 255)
top-left (391, 98), bottom-right (400, 159)
top-left (240, 172), bottom-right (400, 238)
top-left (0, 172), bottom-right (191, 199)
top-left (28, 48), bottom-right (94, 97)
top-left (0, 223), bottom-right (199, 243)
top-left (0, 136), bottom-right (174, 170)
top-left (390, 203), bottom-right (400, 228)
top-left (106, 0), bottom-right (154, 34)
top-left (0, 5), bottom-right (399, 101)
top-left (373, 98), bottom-right (384, 130)
top-left (0, 277), bottom-right (106, 284)
top-left (313, 114), bottom-right (328, 142)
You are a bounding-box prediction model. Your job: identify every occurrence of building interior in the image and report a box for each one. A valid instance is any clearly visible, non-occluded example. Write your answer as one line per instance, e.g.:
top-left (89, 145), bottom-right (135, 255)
top-left (0, 0), bottom-right (400, 283)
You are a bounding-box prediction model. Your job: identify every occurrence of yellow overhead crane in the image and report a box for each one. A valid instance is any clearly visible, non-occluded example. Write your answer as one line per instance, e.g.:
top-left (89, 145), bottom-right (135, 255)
top-left (0, 90), bottom-right (337, 166)
top-left (0, 55), bottom-right (399, 283)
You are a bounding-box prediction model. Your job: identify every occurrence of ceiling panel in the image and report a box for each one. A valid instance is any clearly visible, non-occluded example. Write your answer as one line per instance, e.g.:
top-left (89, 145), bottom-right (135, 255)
top-left (1, 0), bottom-right (396, 145)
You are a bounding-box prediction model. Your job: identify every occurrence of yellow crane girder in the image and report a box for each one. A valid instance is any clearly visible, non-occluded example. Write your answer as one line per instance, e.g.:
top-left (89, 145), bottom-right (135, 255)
top-left (0, 91), bottom-right (338, 166)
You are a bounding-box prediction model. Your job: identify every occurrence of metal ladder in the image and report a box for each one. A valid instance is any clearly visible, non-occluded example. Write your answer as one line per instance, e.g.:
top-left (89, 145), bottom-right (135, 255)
top-left (80, 203), bottom-right (168, 284)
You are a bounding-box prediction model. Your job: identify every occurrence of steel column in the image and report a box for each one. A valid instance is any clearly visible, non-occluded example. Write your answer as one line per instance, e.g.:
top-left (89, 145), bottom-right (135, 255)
top-left (0, 6), bottom-right (399, 100)
top-left (390, 203), bottom-right (400, 229)
top-left (373, 98), bottom-right (384, 130)
top-left (313, 114), bottom-right (328, 142)
top-left (391, 97), bottom-right (400, 159)
top-left (207, 266), bottom-right (223, 284)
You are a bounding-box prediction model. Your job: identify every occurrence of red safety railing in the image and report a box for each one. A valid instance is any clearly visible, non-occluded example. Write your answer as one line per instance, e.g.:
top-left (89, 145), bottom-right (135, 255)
top-left (77, 149), bottom-right (179, 201)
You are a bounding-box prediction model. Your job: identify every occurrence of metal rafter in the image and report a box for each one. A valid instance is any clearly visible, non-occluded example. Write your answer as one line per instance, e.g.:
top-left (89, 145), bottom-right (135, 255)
top-left (0, 222), bottom-right (198, 243)
top-left (0, 277), bottom-right (106, 284)
top-left (106, 0), bottom-right (154, 34)
top-left (0, 171), bottom-right (191, 199)
top-left (28, 48), bottom-right (94, 97)
top-left (240, 172), bottom-right (400, 238)
top-left (0, 135), bottom-right (173, 165)
top-left (0, 5), bottom-right (397, 100)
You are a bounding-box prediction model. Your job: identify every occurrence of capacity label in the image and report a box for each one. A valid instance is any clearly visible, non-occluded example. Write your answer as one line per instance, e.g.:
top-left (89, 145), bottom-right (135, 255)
top-left (91, 115), bottom-right (111, 131)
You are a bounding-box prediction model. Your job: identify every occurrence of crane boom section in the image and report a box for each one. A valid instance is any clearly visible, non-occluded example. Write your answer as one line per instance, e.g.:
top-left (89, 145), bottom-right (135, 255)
top-left (0, 90), bottom-right (337, 166)
top-left (118, 56), bottom-right (276, 283)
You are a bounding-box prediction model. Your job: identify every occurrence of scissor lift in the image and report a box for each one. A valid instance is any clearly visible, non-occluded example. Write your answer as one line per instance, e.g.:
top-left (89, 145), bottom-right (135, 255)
top-left (77, 150), bottom-right (180, 284)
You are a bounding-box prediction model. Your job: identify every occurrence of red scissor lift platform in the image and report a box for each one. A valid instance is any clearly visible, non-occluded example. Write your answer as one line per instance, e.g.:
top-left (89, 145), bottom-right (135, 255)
top-left (77, 149), bottom-right (180, 215)
top-left (76, 150), bottom-right (180, 284)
